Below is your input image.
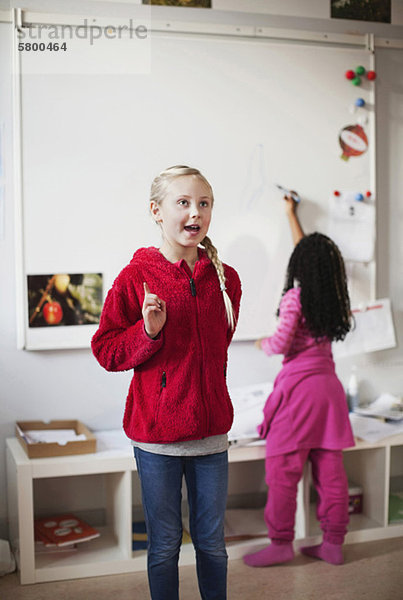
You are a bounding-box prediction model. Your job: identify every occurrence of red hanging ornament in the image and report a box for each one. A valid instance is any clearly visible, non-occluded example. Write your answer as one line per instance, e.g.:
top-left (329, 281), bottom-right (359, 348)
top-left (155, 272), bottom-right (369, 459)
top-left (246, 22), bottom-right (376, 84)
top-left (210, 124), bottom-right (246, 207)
top-left (339, 124), bottom-right (368, 161)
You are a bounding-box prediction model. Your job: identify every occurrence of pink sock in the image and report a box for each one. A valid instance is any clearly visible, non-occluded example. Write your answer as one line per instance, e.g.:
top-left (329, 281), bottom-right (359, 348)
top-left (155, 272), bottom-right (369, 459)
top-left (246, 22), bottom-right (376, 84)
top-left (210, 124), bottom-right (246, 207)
top-left (243, 542), bottom-right (294, 568)
top-left (300, 541), bottom-right (344, 565)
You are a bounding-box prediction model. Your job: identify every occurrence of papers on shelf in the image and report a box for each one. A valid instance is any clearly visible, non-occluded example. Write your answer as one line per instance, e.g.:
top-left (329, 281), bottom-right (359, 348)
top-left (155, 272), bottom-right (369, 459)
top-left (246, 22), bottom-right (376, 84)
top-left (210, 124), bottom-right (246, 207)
top-left (354, 393), bottom-right (403, 421)
top-left (19, 428), bottom-right (87, 445)
top-left (228, 381), bottom-right (272, 443)
top-left (349, 413), bottom-right (403, 444)
top-left (333, 298), bottom-right (396, 358)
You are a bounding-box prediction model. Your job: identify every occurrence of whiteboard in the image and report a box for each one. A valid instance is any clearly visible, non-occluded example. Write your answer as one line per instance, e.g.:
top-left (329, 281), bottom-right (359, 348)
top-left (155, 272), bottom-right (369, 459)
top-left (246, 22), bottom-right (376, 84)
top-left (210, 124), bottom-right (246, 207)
top-left (19, 31), bottom-right (374, 345)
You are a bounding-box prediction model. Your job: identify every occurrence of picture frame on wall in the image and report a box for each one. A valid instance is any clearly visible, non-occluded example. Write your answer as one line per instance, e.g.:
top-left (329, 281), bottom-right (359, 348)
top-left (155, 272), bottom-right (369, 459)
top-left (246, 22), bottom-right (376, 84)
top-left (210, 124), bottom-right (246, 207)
top-left (142, 1), bottom-right (211, 7)
top-left (25, 273), bottom-right (103, 350)
top-left (331, 0), bottom-right (391, 23)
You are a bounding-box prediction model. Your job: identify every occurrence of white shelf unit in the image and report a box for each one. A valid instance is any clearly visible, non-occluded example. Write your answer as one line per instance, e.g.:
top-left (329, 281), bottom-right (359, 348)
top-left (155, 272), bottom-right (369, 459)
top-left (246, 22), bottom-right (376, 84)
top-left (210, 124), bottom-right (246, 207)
top-left (303, 434), bottom-right (403, 545)
top-left (6, 433), bottom-right (403, 584)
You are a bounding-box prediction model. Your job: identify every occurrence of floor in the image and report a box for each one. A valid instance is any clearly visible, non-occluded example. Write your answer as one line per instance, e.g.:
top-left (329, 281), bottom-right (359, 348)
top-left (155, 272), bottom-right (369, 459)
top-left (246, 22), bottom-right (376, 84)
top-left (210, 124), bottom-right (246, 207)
top-left (1, 537), bottom-right (403, 600)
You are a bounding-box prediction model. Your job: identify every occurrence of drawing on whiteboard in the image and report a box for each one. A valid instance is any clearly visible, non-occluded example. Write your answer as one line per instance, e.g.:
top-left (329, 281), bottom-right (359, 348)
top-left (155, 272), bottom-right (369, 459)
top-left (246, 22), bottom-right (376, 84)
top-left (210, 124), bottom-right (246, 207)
top-left (240, 144), bottom-right (268, 212)
top-left (215, 145), bottom-right (291, 339)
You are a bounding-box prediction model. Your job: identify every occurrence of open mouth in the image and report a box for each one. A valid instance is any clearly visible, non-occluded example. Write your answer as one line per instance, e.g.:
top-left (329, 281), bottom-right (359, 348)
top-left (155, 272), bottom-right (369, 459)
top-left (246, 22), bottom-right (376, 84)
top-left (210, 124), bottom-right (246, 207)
top-left (184, 225), bottom-right (200, 232)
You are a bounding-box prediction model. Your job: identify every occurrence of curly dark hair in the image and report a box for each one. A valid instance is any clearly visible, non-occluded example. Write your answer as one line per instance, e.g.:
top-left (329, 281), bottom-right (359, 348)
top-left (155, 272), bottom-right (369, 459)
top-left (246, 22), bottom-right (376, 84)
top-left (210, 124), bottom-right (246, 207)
top-left (279, 233), bottom-right (352, 342)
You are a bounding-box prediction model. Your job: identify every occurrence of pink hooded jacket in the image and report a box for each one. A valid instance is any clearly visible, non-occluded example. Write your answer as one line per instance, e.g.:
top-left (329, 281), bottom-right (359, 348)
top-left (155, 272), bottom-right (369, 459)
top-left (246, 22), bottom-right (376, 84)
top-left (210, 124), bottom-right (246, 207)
top-left (259, 288), bottom-right (354, 457)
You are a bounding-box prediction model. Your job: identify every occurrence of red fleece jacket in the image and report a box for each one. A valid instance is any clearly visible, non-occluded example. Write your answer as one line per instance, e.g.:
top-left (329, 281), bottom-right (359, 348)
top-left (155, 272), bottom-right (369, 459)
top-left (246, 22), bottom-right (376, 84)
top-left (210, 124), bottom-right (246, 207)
top-left (92, 247), bottom-right (242, 443)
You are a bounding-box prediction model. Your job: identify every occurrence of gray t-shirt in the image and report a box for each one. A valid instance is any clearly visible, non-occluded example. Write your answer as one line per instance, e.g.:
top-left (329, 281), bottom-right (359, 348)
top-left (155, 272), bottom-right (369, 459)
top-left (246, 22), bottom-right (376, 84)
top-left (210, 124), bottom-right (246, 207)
top-left (132, 434), bottom-right (228, 456)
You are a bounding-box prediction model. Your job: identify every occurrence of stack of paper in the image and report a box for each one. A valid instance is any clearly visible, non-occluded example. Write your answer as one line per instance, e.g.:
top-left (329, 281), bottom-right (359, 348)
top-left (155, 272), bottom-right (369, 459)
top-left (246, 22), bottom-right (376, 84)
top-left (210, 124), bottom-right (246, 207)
top-left (228, 382), bottom-right (272, 443)
top-left (22, 429), bottom-right (87, 445)
top-left (354, 393), bottom-right (403, 421)
top-left (349, 413), bottom-right (403, 443)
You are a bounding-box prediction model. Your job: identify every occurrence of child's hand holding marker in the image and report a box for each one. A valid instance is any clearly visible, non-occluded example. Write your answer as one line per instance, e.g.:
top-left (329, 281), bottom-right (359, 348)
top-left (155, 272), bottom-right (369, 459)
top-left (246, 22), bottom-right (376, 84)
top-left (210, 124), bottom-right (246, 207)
top-left (276, 184), bottom-right (301, 222)
top-left (275, 185), bottom-right (304, 246)
top-left (276, 184), bottom-right (301, 203)
top-left (142, 281), bottom-right (166, 339)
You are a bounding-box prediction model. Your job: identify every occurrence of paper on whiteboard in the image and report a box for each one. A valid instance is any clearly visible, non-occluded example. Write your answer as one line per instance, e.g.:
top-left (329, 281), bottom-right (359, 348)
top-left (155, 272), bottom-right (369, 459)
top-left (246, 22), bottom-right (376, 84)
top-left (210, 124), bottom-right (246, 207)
top-left (328, 192), bottom-right (375, 262)
top-left (333, 298), bottom-right (396, 358)
top-left (228, 381), bottom-right (273, 442)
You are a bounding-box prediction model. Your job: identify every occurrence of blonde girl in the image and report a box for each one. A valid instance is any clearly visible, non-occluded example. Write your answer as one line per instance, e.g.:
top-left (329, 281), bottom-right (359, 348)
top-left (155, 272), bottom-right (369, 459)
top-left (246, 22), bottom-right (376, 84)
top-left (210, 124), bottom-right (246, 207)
top-left (92, 166), bottom-right (242, 600)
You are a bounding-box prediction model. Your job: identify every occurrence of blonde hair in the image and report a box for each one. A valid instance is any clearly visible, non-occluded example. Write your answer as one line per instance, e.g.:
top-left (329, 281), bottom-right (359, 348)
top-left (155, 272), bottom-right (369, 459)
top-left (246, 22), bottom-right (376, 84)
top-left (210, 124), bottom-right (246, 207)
top-left (150, 165), bottom-right (236, 330)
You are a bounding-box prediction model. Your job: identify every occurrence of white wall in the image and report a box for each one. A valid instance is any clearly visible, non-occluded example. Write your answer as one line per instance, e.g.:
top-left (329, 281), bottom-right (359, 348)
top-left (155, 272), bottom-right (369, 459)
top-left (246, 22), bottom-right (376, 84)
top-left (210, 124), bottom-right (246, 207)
top-left (1, 2), bottom-right (403, 539)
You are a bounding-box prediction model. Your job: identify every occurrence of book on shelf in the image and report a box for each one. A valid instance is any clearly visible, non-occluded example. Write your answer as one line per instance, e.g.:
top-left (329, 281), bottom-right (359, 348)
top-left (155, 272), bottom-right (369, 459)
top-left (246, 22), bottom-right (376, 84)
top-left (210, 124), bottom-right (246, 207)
top-left (132, 521), bottom-right (147, 551)
top-left (34, 514), bottom-right (100, 547)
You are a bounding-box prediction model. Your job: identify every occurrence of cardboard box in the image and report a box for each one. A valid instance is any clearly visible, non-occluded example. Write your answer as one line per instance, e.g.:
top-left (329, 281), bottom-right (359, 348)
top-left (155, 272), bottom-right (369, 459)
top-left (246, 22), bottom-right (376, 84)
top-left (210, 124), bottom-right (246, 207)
top-left (16, 420), bottom-right (96, 458)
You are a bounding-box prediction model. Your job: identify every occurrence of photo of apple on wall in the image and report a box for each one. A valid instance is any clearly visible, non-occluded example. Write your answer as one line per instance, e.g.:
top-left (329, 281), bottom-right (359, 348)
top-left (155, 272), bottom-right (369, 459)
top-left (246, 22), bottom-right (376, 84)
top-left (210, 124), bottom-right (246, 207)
top-left (27, 273), bottom-right (103, 328)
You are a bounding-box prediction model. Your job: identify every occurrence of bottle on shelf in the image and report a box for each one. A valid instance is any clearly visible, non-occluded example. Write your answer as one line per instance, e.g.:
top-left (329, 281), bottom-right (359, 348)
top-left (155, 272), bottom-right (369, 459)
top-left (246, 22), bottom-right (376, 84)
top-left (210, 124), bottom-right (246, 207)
top-left (346, 365), bottom-right (359, 412)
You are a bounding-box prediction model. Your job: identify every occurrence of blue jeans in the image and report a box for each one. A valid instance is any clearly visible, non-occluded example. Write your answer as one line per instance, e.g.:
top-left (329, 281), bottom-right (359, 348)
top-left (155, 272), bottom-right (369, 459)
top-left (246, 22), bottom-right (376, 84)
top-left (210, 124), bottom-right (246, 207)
top-left (133, 448), bottom-right (228, 600)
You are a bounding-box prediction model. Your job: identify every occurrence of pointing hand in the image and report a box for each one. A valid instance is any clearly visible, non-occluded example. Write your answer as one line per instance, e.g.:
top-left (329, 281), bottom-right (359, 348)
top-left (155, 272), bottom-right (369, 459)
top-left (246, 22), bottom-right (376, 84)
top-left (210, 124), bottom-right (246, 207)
top-left (142, 282), bottom-right (167, 339)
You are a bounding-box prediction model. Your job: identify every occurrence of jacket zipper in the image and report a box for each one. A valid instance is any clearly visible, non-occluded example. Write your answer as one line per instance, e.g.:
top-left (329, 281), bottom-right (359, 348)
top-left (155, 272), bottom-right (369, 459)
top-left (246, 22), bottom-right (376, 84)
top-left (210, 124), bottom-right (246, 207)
top-left (188, 271), bottom-right (209, 433)
top-left (154, 371), bottom-right (166, 424)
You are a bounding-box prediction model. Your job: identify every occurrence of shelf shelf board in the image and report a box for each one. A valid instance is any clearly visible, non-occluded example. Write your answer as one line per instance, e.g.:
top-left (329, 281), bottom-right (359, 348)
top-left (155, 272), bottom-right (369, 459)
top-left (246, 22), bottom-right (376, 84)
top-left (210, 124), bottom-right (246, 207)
top-left (308, 505), bottom-right (384, 537)
top-left (35, 527), bottom-right (130, 571)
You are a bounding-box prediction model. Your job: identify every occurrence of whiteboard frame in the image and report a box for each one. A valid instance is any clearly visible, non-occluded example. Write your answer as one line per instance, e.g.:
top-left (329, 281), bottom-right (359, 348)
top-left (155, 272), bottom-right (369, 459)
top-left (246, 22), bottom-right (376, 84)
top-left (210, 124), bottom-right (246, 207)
top-left (13, 7), bottom-right (379, 348)
top-left (15, 8), bottom-right (403, 49)
top-left (13, 9), bottom-right (26, 350)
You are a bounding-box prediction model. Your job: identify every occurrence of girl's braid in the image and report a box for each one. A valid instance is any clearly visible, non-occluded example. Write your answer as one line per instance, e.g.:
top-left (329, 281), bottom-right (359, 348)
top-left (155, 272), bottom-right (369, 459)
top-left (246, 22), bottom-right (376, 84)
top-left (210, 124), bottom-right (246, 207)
top-left (201, 235), bottom-right (236, 330)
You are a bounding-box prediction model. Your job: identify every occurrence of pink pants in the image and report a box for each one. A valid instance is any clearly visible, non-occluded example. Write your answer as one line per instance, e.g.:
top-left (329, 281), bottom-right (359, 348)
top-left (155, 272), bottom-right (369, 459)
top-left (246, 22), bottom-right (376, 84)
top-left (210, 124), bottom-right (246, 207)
top-left (265, 448), bottom-right (349, 545)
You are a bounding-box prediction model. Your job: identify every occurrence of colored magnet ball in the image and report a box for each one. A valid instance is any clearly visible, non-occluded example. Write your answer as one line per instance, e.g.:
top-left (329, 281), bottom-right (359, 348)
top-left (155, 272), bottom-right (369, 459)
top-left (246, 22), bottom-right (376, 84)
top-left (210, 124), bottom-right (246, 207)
top-left (333, 190), bottom-right (341, 197)
top-left (365, 190), bottom-right (372, 198)
top-left (355, 193), bottom-right (364, 202)
top-left (355, 65), bottom-right (366, 76)
top-left (345, 70), bottom-right (355, 80)
top-left (367, 70), bottom-right (377, 80)
top-left (352, 76), bottom-right (361, 86)
top-left (355, 98), bottom-right (365, 107)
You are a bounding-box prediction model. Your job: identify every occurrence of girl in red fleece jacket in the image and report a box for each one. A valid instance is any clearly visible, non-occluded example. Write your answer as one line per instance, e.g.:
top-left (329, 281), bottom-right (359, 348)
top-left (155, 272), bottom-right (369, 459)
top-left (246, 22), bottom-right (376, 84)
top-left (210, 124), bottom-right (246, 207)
top-left (92, 166), bottom-right (241, 600)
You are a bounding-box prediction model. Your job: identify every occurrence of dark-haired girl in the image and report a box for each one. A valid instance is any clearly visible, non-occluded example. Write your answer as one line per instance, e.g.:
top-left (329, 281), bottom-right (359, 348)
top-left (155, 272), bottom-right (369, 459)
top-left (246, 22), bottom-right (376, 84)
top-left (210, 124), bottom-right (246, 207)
top-left (243, 195), bottom-right (354, 569)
